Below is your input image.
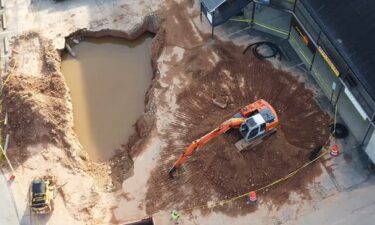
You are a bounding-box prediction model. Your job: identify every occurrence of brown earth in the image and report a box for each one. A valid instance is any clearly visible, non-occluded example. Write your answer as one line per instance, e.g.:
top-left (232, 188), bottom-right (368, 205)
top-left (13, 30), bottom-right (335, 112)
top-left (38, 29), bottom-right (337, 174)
top-left (145, 39), bottom-right (331, 215)
top-left (2, 0), bottom-right (332, 222)
top-left (3, 33), bottom-right (73, 157)
top-left (2, 33), bottom-right (135, 193)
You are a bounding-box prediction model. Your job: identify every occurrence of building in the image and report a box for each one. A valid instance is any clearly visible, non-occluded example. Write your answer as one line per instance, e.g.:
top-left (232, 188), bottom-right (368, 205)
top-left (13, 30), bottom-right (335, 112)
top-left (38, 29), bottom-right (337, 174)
top-left (201, 0), bottom-right (375, 164)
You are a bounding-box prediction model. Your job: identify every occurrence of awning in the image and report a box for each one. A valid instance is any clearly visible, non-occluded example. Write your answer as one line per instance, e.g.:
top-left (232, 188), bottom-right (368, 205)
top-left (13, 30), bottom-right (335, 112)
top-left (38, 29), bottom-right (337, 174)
top-left (301, 0), bottom-right (375, 101)
top-left (201, 0), bottom-right (226, 13)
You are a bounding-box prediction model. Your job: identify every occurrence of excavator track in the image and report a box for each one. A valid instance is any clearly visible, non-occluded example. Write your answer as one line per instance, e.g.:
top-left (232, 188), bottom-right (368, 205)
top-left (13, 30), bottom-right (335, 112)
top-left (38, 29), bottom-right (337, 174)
top-left (235, 129), bottom-right (277, 152)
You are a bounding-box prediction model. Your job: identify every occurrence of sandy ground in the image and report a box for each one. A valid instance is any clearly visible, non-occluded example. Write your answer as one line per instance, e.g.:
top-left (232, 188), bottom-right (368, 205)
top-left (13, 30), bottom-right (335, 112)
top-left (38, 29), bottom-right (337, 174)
top-left (1, 1), bottom-right (357, 225)
top-left (3, 1), bottom-right (164, 224)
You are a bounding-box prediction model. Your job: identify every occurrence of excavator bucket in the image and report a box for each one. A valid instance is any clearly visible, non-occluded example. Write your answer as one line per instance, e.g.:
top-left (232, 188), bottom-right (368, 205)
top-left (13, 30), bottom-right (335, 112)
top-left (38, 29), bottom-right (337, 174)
top-left (168, 164), bottom-right (187, 178)
top-left (235, 129), bottom-right (277, 152)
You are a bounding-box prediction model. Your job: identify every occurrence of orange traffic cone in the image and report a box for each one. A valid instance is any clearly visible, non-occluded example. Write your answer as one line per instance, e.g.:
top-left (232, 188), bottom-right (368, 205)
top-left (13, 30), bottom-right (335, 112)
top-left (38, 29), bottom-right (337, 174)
top-left (330, 144), bottom-right (339, 157)
top-left (8, 174), bottom-right (15, 182)
top-left (247, 191), bottom-right (257, 204)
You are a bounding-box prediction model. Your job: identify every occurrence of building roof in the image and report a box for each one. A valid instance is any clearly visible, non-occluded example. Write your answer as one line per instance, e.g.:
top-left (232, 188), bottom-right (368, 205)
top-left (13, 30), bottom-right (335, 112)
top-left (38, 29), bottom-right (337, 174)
top-left (301, 0), bottom-right (375, 101)
top-left (201, 0), bottom-right (226, 13)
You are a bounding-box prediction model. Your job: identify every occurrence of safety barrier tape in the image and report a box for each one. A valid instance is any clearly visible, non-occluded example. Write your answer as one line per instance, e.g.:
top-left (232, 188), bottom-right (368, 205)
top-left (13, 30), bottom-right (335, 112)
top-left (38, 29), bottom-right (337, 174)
top-left (311, 66), bottom-right (332, 96)
top-left (0, 72), bottom-right (13, 159)
top-left (230, 17), bottom-right (312, 64)
top-left (288, 34), bottom-right (312, 64)
top-left (230, 17), bottom-right (334, 97)
top-left (288, 34), bottom-right (334, 96)
top-left (0, 145), bottom-right (27, 196)
top-left (1, 6), bottom-right (336, 222)
top-left (229, 18), bottom-right (289, 36)
top-left (253, 20), bottom-right (289, 36)
top-left (180, 148), bottom-right (329, 213)
top-left (0, 71), bottom-right (42, 225)
top-left (0, 71), bottom-right (12, 92)
top-left (271, 0), bottom-right (296, 4)
top-left (178, 103), bottom-right (339, 214)
top-left (1, 147), bottom-right (43, 225)
top-left (229, 17), bottom-right (319, 74)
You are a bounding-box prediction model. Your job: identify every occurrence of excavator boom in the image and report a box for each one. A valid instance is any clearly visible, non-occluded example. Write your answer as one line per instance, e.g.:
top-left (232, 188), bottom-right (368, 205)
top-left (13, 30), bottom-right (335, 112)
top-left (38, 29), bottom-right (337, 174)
top-left (168, 117), bottom-right (245, 177)
top-left (168, 99), bottom-right (279, 178)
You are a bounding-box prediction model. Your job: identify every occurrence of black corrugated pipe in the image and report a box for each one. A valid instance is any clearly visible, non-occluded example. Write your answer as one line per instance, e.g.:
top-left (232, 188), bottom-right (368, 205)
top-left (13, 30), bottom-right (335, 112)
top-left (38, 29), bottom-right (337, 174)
top-left (242, 41), bottom-right (282, 60)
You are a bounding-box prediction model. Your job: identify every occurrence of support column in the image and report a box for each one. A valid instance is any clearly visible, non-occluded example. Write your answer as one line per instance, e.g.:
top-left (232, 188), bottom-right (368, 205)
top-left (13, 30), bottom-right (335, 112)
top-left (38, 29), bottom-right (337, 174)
top-left (211, 11), bottom-right (215, 39)
top-left (287, 0), bottom-right (298, 39)
top-left (251, 1), bottom-right (256, 28)
top-left (309, 31), bottom-right (321, 71)
top-left (200, 3), bottom-right (202, 21)
top-left (361, 112), bottom-right (375, 146)
top-left (334, 81), bottom-right (344, 107)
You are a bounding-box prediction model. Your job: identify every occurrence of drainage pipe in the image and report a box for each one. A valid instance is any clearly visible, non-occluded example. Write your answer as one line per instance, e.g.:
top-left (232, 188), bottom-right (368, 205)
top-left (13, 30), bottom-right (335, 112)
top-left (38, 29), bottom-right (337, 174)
top-left (65, 42), bottom-right (76, 57)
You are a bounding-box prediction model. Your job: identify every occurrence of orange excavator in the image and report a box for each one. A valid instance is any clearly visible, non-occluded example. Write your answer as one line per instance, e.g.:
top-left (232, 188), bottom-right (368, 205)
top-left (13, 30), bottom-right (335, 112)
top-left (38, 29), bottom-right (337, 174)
top-left (168, 99), bottom-right (279, 177)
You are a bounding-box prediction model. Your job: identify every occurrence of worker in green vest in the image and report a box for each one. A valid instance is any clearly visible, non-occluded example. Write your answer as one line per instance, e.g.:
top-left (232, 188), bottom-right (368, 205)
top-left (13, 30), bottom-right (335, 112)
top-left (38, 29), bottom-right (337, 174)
top-left (171, 210), bottom-right (180, 224)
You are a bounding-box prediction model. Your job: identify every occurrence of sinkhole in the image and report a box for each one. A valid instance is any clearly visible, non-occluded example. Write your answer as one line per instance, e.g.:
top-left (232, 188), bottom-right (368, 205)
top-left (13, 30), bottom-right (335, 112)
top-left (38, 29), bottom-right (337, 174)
top-left (61, 33), bottom-right (153, 161)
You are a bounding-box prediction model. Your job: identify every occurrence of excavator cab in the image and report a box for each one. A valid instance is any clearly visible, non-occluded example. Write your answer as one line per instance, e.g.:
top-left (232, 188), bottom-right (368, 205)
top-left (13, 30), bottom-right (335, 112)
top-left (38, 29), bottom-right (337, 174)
top-left (30, 177), bottom-right (53, 214)
top-left (240, 113), bottom-right (266, 142)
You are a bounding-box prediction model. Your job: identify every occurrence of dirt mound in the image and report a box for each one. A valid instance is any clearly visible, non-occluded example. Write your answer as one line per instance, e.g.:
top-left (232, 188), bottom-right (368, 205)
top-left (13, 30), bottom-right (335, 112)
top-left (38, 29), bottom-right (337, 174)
top-left (145, 41), bottom-right (330, 215)
top-left (3, 33), bottom-right (137, 194)
top-left (2, 33), bottom-right (77, 159)
top-left (3, 74), bottom-right (70, 149)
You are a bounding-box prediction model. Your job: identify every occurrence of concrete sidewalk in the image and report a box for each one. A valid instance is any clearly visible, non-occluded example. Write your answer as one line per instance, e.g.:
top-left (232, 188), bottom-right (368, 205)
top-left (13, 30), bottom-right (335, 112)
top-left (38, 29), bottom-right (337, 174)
top-left (285, 180), bottom-right (375, 225)
top-left (0, 168), bottom-right (20, 225)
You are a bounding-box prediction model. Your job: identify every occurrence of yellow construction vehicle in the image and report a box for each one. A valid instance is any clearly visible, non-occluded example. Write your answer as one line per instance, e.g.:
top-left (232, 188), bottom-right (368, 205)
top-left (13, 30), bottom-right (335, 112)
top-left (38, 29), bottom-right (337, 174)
top-left (30, 177), bottom-right (53, 214)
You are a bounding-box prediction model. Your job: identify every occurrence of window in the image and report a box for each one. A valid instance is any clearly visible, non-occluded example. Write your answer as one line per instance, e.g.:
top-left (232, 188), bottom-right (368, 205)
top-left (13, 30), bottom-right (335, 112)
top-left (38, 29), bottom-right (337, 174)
top-left (247, 118), bottom-right (257, 127)
top-left (240, 124), bottom-right (250, 136)
top-left (271, 0), bottom-right (295, 11)
top-left (260, 123), bottom-right (266, 131)
top-left (343, 72), bottom-right (375, 116)
top-left (248, 128), bottom-right (259, 138)
top-left (295, 2), bottom-right (320, 42)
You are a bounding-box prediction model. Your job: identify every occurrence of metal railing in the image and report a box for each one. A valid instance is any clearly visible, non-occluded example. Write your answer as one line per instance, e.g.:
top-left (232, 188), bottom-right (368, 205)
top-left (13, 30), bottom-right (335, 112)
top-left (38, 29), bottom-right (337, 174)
top-left (228, 0), bottom-right (375, 148)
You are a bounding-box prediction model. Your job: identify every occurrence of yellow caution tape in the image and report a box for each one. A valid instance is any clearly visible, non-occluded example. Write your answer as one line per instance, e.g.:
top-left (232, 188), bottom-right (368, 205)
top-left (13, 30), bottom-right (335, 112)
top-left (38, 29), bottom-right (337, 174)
top-left (1, 15), bottom-right (339, 221)
top-left (180, 103), bottom-right (339, 213)
top-left (0, 70), bottom-right (43, 224)
top-left (229, 18), bottom-right (289, 36)
top-left (180, 148), bottom-right (328, 213)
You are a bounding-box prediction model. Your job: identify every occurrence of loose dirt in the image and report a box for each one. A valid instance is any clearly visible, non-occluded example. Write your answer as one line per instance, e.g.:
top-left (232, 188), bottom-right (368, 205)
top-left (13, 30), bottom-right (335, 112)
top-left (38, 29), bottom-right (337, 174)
top-left (4, 33), bottom-right (73, 154)
top-left (3, 0), bottom-right (332, 224)
top-left (145, 40), bottom-right (330, 215)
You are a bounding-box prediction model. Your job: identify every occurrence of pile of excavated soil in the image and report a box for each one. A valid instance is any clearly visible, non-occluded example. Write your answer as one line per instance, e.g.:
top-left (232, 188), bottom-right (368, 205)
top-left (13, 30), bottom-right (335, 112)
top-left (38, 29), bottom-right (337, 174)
top-left (3, 33), bottom-right (136, 192)
top-left (3, 0), bottom-right (332, 222)
top-left (3, 34), bottom-right (72, 152)
top-left (3, 74), bottom-right (70, 148)
top-left (145, 41), bottom-right (330, 215)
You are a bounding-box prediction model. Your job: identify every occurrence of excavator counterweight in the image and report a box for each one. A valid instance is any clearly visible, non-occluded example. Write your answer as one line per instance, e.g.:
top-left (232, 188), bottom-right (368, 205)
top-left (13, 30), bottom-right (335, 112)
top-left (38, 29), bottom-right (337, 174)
top-left (168, 99), bottom-right (279, 177)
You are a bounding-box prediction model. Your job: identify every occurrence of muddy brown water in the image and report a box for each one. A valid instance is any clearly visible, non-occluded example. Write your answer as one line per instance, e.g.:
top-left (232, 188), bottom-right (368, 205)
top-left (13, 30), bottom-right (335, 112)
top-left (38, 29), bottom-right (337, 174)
top-left (61, 34), bottom-right (153, 161)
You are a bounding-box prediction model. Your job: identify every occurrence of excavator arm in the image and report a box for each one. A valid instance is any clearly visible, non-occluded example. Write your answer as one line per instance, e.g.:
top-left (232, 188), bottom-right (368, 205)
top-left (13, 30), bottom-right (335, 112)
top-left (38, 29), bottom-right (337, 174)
top-left (168, 117), bottom-right (245, 177)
